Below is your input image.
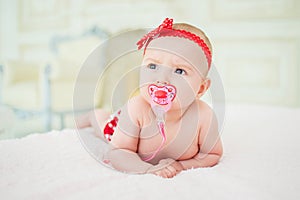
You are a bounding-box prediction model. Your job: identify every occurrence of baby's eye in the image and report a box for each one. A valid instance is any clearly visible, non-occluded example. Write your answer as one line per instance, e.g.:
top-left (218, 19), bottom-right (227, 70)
top-left (147, 63), bottom-right (157, 70)
top-left (175, 68), bottom-right (186, 75)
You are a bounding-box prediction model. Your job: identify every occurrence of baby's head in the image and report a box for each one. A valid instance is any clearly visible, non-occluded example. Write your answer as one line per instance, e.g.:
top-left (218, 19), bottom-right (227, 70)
top-left (172, 22), bottom-right (213, 70)
top-left (138, 18), bottom-right (213, 109)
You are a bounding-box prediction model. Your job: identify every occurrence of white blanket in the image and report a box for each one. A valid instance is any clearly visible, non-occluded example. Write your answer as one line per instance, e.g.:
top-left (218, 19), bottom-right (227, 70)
top-left (0, 104), bottom-right (299, 200)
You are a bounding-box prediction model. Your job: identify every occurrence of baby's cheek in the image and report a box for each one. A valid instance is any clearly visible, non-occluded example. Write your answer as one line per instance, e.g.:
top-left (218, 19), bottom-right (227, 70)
top-left (173, 81), bottom-right (197, 108)
top-left (139, 85), bottom-right (152, 104)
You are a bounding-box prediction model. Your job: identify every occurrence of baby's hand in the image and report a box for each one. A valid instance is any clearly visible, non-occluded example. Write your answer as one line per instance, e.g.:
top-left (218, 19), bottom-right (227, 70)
top-left (147, 158), bottom-right (184, 178)
top-left (154, 161), bottom-right (183, 178)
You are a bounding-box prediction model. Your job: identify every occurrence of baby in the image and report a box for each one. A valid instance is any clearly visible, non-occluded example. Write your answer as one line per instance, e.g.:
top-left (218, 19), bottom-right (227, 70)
top-left (77, 18), bottom-right (223, 178)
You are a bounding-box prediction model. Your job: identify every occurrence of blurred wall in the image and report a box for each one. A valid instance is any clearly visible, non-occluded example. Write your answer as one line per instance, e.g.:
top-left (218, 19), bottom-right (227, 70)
top-left (0, 0), bottom-right (299, 106)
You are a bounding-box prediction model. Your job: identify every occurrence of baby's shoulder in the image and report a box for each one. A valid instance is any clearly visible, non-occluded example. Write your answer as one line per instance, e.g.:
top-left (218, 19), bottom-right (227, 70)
top-left (123, 95), bottom-right (151, 117)
top-left (127, 95), bottom-right (150, 110)
top-left (117, 95), bottom-right (150, 129)
top-left (195, 100), bottom-right (214, 119)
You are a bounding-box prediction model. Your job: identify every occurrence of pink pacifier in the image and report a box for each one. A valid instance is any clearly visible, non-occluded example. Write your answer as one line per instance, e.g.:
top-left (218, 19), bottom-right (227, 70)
top-left (148, 84), bottom-right (176, 106)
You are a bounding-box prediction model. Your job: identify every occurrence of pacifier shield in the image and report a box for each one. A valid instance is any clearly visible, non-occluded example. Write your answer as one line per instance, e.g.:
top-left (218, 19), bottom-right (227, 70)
top-left (148, 84), bottom-right (176, 105)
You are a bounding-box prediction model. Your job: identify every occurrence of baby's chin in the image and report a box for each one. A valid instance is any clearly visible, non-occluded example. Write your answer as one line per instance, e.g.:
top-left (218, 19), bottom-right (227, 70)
top-left (168, 99), bottom-right (194, 111)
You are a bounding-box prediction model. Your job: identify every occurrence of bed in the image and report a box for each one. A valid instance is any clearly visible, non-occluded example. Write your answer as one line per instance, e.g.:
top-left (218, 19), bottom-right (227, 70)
top-left (0, 104), bottom-right (299, 200)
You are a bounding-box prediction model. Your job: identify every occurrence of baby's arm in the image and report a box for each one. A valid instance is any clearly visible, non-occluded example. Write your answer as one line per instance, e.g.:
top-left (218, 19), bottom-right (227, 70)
top-left (107, 132), bottom-right (154, 174)
top-left (149, 159), bottom-right (184, 178)
top-left (179, 109), bottom-right (223, 170)
top-left (106, 97), bottom-right (171, 174)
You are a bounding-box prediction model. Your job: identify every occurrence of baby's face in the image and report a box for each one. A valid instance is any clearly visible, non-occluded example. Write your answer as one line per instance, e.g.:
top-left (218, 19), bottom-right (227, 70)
top-left (139, 48), bottom-right (206, 110)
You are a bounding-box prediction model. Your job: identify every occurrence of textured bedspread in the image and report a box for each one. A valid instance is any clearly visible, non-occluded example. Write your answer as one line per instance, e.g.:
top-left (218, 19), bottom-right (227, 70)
top-left (0, 104), bottom-right (299, 200)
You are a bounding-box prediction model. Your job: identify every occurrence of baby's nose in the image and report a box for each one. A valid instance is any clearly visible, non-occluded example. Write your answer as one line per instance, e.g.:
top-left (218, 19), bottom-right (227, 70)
top-left (155, 65), bottom-right (172, 85)
top-left (156, 72), bottom-right (170, 85)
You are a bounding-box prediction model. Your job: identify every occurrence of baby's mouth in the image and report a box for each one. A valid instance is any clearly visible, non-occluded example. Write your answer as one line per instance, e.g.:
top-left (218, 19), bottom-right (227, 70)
top-left (148, 84), bottom-right (176, 105)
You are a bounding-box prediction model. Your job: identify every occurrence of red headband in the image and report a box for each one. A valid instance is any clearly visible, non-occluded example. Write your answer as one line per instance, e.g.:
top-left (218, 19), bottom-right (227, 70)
top-left (137, 18), bottom-right (212, 68)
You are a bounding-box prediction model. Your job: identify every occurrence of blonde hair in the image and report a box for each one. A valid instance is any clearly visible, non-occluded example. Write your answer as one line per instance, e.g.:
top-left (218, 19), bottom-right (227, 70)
top-left (173, 23), bottom-right (213, 56)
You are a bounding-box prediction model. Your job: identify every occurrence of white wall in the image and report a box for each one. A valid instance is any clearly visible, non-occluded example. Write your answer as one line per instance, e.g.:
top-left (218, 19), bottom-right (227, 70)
top-left (0, 0), bottom-right (299, 106)
top-left (204, 0), bottom-right (300, 107)
top-left (0, 0), bottom-right (18, 60)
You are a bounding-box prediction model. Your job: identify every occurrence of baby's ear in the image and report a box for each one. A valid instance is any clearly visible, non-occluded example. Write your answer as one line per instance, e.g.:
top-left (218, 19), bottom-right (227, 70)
top-left (197, 78), bottom-right (211, 97)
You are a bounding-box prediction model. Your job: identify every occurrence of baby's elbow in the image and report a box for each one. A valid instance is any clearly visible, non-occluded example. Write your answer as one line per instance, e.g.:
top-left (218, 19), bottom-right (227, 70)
top-left (214, 146), bottom-right (223, 166)
top-left (214, 138), bottom-right (223, 158)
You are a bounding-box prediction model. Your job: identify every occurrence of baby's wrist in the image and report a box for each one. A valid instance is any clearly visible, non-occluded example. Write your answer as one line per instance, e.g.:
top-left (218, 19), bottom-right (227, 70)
top-left (177, 160), bottom-right (185, 170)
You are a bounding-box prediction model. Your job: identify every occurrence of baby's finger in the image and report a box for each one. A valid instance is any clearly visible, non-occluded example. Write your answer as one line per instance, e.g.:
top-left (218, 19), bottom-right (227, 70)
top-left (154, 171), bottom-right (163, 177)
top-left (155, 170), bottom-right (168, 178)
top-left (172, 161), bottom-right (184, 172)
top-left (156, 169), bottom-right (172, 178)
top-left (164, 169), bottom-right (173, 178)
top-left (162, 167), bottom-right (176, 178)
top-left (166, 166), bottom-right (177, 176)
